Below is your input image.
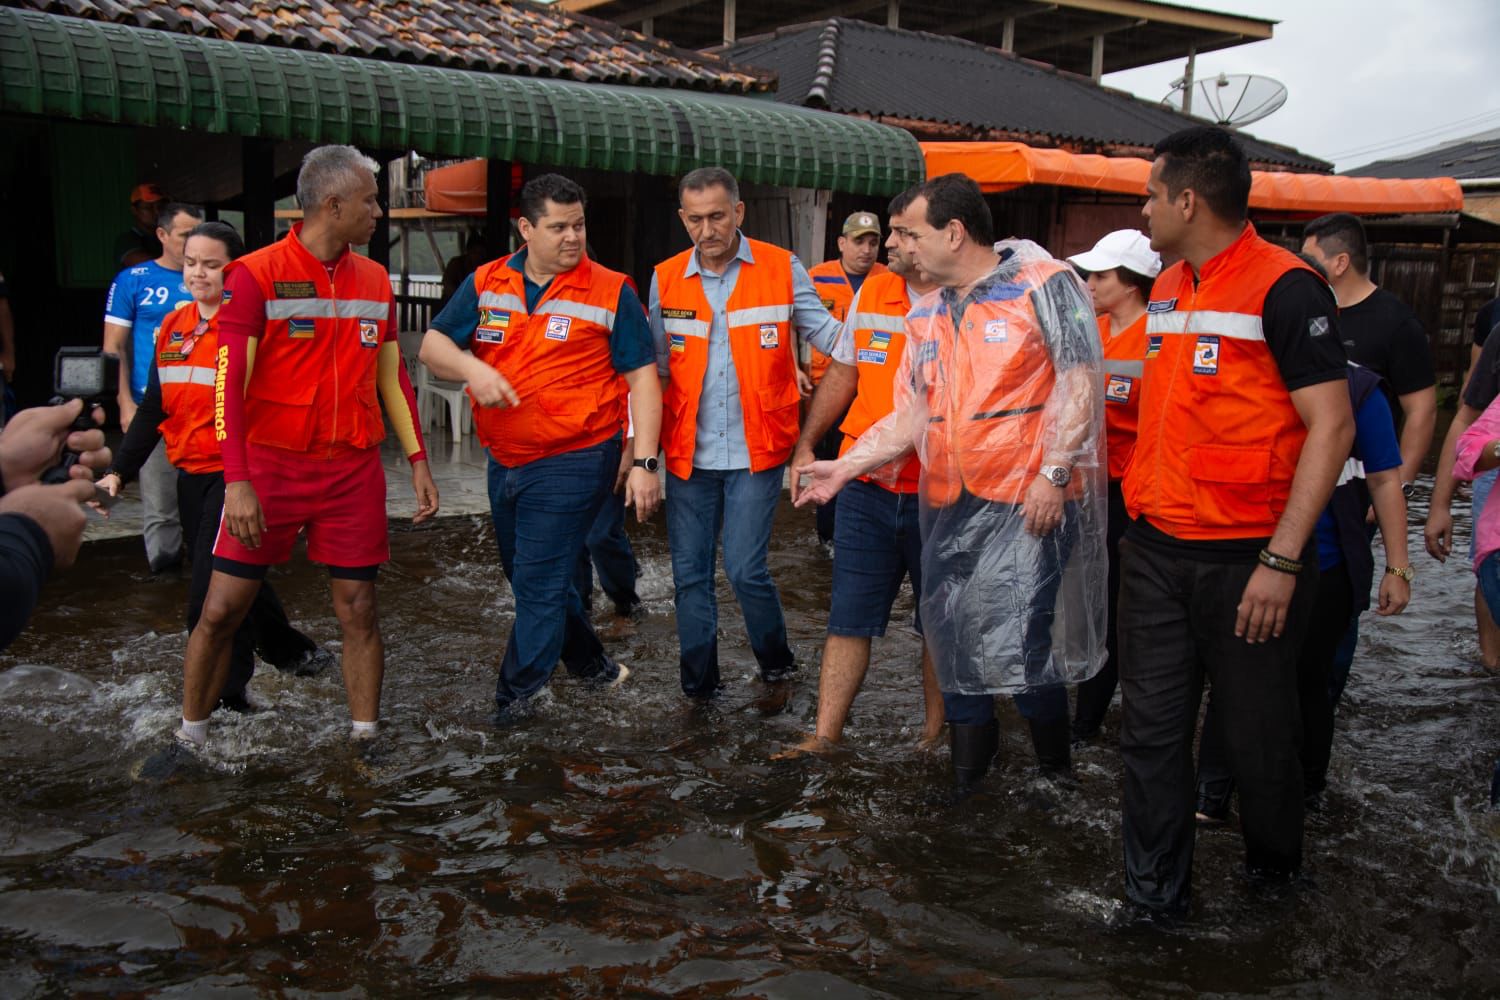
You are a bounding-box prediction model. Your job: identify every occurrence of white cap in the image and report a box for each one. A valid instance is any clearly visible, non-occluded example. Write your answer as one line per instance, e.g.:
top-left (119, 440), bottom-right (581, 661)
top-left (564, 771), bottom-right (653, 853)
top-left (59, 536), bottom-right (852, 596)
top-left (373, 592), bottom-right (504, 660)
top-left (1067, 229), bottom-right (1161, 278)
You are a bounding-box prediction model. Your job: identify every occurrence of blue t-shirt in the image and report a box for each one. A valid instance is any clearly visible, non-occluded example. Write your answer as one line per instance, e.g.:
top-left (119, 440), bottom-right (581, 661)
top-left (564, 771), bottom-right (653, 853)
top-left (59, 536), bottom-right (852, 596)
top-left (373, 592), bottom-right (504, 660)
top-left (430, 251), bottom-right (654, 374)
top-left (1315, 388), bottom-right (1403, 570)
top-left (104, 260), bottom-right (191, 402)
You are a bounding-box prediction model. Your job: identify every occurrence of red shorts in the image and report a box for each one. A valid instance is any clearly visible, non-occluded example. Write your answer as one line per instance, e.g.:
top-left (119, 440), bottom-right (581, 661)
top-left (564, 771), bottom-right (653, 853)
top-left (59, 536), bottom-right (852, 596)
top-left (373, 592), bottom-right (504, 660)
top-left (214, 443), bottom-right (389, 568)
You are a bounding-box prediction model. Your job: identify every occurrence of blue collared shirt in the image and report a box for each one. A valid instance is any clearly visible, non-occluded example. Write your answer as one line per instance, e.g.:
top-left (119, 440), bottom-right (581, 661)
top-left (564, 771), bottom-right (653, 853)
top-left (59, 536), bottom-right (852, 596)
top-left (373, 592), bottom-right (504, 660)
top-left (649, 233), bottom-right (849, 470)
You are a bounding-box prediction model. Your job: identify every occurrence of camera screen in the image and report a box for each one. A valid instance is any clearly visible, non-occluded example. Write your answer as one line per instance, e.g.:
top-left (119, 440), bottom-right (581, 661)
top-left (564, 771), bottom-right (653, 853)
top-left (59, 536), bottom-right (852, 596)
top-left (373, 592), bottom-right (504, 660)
top-left (58, 356), bottom-right (103, 397)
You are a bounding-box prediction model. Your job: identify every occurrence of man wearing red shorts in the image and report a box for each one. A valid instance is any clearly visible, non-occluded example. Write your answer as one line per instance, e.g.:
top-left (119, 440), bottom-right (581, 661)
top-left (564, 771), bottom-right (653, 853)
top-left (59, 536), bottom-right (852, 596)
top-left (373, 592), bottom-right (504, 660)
top-left (168, 145), bottom-right (438, 752)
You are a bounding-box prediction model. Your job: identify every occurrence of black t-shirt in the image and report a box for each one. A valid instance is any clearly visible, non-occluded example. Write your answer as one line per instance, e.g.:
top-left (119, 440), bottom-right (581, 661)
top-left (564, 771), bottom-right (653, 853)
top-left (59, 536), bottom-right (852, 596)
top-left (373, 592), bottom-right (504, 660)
top-left (1473, 297), bottom-right (1499, 349)
top-left (1128, 267), bottom-right (1348, 561)
top-left (1464, 320), bottom-right (1500, 412)
top-left (1336, 287), bottom-right (1434, 397)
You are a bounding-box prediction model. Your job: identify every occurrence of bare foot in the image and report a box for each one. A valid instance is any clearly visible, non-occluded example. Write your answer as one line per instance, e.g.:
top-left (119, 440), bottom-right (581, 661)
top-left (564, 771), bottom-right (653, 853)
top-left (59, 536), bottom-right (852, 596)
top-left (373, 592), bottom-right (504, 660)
top-left (772, 734), bottom-right (837, 760)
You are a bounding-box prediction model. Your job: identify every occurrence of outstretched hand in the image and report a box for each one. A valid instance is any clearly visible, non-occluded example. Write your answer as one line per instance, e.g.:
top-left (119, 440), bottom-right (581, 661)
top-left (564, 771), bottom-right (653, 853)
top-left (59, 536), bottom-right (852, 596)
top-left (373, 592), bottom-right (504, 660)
top-left (793, 459), bottom-right (854, 508)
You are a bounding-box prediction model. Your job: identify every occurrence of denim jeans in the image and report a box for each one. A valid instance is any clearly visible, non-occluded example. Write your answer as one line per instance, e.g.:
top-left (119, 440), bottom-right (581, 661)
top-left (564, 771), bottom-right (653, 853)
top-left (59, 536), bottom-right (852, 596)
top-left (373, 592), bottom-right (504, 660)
top-left (827, 478), bottom-right (922, 637)
top-left (488, 435), bottom-right (622, 710)
top-left (665, 464), bottom-right (795, 697)
top-left (573, 490), bottom-right (639, 614)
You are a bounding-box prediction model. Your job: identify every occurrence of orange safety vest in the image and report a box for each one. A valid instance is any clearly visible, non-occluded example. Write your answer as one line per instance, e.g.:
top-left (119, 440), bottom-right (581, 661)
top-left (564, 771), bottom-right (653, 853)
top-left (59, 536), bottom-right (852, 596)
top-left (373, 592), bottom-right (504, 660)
top-left (467, 251), bottom-right (628, 466)
top-left (910, 257), bottom-right (1077, 507)
top-left (225, 224), bottom-right (389, 457)
top-left (154, 302), bottom-right (222, 475)
top-left (656, 238), bottom-right (801, 480)
top-left (838, 270), bottom-right (920, 494)
top-left (1124, 224), bottom-right (1319, 540)
top-left (1100, 312), bottom-right (1148, 482)
top-left (807, 259), bottom-right (887, 384)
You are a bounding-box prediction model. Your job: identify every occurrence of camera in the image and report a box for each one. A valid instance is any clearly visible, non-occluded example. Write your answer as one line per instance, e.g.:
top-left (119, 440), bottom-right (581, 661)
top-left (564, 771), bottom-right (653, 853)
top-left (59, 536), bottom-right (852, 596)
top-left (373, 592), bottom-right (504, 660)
top-left (40, 347), bottom-right (119, 487)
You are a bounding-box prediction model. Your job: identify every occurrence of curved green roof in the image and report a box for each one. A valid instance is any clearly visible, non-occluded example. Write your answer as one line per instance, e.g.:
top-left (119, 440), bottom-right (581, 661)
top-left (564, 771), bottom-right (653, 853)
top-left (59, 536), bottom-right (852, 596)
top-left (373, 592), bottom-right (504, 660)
top-left (0, 8), bottom-right (923, 196)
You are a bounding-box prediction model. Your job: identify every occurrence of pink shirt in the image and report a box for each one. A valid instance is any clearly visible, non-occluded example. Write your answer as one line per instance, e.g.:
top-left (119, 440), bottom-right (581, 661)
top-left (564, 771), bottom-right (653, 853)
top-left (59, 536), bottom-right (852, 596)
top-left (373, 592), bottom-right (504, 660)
top-left (1454, 394), bottom-right (1500, 569)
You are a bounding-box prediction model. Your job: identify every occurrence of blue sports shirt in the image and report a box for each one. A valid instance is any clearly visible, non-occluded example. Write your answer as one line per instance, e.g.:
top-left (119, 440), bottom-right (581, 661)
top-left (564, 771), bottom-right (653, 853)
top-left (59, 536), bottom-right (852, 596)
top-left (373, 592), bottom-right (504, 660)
top-left (104, 260), bottom-right (191, 402)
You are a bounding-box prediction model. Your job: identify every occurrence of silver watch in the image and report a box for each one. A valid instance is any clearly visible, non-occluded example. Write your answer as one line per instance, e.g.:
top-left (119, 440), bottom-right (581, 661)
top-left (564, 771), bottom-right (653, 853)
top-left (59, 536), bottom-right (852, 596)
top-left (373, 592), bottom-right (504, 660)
top-left (1039, 464), bottom-right (1071, 488)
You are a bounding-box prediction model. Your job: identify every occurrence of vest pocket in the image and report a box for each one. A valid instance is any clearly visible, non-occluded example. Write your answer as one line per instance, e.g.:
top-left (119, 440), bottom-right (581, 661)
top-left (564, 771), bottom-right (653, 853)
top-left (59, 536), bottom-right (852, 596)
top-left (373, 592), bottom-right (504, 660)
top-left (757, 379), bottom-right (802, 455)
top-left (245, 378), bottom-right (317, 452)
top-left (1187, 444), bottom-right (1273, 528)
top-left (353, 381), bottom-right (385, 448)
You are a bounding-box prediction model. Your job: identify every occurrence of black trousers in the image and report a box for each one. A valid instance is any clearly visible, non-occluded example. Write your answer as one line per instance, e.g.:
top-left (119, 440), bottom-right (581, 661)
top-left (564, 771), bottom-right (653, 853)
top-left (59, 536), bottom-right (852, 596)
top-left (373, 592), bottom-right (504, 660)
top-left (1117, 536), bottom-right (1317, 915)
top-left (1198, 561), bottom-right (1353, 810)
top-left (1073, 479), bottom-right (1129, 737)
top-left (178, 471), bottom-right (315, 701)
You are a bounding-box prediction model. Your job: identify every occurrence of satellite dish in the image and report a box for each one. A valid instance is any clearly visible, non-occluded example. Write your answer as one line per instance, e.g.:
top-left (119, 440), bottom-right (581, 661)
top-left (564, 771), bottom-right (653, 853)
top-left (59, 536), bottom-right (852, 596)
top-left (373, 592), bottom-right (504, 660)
top-left (1162, 73), bottom-right (1288, 128)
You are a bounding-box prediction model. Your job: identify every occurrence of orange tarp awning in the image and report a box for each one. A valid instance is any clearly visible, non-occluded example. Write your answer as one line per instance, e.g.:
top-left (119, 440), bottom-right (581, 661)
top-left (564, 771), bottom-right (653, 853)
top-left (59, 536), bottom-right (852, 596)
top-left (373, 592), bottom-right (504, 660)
top-left (920, 141), bottom-right (1464, 215)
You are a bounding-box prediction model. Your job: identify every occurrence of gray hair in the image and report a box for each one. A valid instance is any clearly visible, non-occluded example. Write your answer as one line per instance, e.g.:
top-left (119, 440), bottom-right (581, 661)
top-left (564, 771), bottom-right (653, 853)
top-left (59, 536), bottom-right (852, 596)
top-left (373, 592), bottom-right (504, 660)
top-left (296, 145), bottom-right (380, 212)
top-left (679, 166), bottom-right (739, 204)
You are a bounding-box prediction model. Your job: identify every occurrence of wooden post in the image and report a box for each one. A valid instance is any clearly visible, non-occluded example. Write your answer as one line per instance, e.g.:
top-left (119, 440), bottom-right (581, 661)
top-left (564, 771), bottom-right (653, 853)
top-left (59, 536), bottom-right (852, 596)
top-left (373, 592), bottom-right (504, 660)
top-left (1091, 34), bottom-right (1104, 81)
top-left (241, 137), bottom-right (276, 253)
top-left (642, 15), bottom-right (654, 35)
top-left (887, 0), bottom-right (899, 29)
top-left (723, 0), bottom-right (736, 46)
top-left (1002, 16), bottom-right (1015, 51)
top-left (1182, 48), bottom-right (1196, 114)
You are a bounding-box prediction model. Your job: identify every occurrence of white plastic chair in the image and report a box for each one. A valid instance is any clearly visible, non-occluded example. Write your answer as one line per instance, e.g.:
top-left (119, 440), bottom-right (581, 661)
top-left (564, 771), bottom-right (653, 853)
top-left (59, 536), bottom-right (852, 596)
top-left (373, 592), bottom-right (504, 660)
top-left (397, 329), bottom-right (470, 443)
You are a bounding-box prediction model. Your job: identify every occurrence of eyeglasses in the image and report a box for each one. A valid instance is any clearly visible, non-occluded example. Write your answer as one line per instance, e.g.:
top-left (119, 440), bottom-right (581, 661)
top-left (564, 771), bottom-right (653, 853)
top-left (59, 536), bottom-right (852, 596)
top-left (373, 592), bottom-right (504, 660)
top-left (179, 318), bottom-right (208, 357)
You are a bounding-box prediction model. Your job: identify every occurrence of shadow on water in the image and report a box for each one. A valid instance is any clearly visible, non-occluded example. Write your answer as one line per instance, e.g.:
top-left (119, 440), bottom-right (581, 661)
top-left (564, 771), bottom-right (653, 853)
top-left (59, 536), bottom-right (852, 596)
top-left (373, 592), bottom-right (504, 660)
top-left (0, 479), bottom-right (1497, 996)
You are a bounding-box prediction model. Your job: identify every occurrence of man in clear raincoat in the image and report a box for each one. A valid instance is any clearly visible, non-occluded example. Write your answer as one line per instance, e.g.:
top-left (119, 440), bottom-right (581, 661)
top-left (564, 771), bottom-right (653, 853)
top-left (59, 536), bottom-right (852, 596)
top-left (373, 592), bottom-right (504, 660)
top-left (796, 173), bottom-right (1107, 797)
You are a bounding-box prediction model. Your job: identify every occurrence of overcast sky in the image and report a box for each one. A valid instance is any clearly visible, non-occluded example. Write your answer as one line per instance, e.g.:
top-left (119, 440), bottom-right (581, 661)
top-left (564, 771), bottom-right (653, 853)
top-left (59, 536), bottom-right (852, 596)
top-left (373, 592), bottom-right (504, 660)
top-left (1103, 0), bottom-right (1500, 172)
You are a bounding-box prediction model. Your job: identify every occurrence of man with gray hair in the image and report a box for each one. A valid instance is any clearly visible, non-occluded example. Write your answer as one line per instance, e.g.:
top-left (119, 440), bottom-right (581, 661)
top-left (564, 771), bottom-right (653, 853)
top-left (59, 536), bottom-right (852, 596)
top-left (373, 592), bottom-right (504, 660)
top-left (650, 166), bottom-right (853, 699)
top-left (148, 144), bottom-right (438, 764)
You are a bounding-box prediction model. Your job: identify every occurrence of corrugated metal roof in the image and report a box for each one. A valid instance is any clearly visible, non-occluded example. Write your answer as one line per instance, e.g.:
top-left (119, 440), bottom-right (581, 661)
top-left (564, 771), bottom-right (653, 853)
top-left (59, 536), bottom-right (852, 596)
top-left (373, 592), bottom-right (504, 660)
top-left (0, 8), bottom-right (923, 195)
top-left (4, 0), bottom-right (774, 93)
top-left (725, 18), bottom-right (1329, 173)
top-left (1347, 130), bottom-right (1500, 180)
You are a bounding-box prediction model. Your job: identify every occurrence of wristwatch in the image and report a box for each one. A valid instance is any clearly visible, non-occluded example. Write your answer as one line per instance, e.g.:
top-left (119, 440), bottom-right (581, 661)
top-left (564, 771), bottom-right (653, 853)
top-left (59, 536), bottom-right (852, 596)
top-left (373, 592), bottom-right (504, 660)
top-left (1385, 565), bottom-right (1414, 582)
top-left (1038, 464), bottom-right (1071, 488)
top-left (1400, 481), bottom-right (1416, 500)
top-left (632, 456), bottom-right (661, 473)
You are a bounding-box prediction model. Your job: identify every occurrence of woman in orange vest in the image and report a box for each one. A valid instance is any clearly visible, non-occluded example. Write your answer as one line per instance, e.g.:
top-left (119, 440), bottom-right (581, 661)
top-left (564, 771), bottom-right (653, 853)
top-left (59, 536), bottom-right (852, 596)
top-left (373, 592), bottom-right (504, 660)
top-left (100, 223), bottom-right (327, 712)
top-left (1065, 229), bottom-right (1161, 742)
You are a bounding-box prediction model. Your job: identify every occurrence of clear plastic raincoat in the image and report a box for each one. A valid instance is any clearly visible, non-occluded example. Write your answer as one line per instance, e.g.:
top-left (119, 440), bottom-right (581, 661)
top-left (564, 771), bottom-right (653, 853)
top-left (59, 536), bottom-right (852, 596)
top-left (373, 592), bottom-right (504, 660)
top-left (851, 240), bottom-right (1108, 695)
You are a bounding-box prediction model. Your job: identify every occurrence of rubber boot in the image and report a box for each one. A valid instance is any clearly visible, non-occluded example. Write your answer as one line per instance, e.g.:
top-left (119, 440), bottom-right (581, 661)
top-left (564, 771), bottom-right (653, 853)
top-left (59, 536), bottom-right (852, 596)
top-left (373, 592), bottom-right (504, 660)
top-left (949, 720), bottom-right (1000, 801)
top-left (1027, 716), bottom-right (1073, 778)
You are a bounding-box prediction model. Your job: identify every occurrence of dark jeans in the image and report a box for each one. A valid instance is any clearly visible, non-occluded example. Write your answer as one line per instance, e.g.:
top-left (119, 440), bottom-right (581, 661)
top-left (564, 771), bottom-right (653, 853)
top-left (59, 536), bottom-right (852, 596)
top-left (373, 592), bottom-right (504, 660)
top-left (812, 417), bottom-right (847, 545)
top-left (572, 489), bottom-right (639, 615)
top-left (178, 470), bottom-right (315, 701)
top-left (1199, 561), bottom-right (1353, 812)
top-left (665, 464), bottom-right (795, 697)
top-left (936, 492), bottom-right (1075, 726)
top-left (827, 478), bottom-right (923, 637)
top-left (1118, 536), bottom-right (1316, 915)
top-left (487, 436), bottom-right (622, 711)
top-left (1073, 479), bottom-right (1129, 738)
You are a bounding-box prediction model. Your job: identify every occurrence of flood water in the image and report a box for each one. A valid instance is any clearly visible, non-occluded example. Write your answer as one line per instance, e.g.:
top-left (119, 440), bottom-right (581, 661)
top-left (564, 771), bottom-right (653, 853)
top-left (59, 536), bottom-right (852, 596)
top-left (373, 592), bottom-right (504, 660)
top-left (1, 479), bottom-right (1497, 996)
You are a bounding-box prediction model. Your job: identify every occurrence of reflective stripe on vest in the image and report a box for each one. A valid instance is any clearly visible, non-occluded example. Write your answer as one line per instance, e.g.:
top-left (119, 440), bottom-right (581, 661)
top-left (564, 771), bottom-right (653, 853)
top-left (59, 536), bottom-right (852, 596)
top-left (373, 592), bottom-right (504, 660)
top-left (1146, 308), bottom-right (1264, 342)
top-left (846, 311), bottom-right (906, 335)
top-left (837, 271), bottom-right (919, 494)
top-left (157, 366), bottom-right (217, 386)
top-left (1102, 359), bottom-right (1144, 378)
top-left (264, 298), bottom-right (390, 321)
top-left (154, 303), bottom-right (224, 475)
top-left (726, 304), bottom-right (792, 327)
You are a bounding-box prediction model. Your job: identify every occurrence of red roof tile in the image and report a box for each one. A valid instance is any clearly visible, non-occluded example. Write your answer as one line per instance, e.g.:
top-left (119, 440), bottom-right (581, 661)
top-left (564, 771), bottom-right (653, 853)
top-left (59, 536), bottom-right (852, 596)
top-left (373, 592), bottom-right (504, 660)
top-left (9, 0), bottom-right (772, 92)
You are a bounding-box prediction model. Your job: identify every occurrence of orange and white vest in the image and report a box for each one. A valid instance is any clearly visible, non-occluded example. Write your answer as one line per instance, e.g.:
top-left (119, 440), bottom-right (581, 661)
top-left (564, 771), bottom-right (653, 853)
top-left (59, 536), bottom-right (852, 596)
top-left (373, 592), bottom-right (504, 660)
top-left (225, 224), bottom-right (389, 457)
top-left (807, 258), bottom-right (887, 384)
top-left (468, 252), bottom-right (627, 466)
top-left (838, 270), bottom-right (920, 493)
top-left (656, 238), bottom-right (801, 479)
top-left (1100, 312), bottom-right (1148, 482)
top-left (154, 302), bottom-right (222, 474)
top-left (1124, 224), bottom-right (1321, 540)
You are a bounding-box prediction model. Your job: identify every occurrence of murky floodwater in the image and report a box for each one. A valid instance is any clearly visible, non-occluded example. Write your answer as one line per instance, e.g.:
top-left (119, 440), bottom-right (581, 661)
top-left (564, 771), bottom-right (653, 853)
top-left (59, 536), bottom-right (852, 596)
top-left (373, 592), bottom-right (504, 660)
top-left (1, 478), bottom-right (1497, 996)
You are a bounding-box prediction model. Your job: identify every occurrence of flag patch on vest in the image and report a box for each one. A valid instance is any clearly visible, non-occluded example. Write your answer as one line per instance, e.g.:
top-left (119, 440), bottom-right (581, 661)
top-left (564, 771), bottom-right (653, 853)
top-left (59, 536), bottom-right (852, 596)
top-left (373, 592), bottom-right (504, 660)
top-left (169, 328), bottom-right (185, 343)
top-left (288, 318), bottom-right (315, 339)
top-left (661, 308), bottom-right (696, 320)
top-left (670, 333), bottom-right (686, 353)
top-left (1105, 374), bottom-right (1134, 403)
top-left (1145, 334), bottom-right (1163, 358)
top-left (1193, 335), bottom-right (1220, 375)
top-left (479, 309), bottom-right (510, 330)
top-left (545, 315), bottom-right (571, 341)
top-left (869, 331), bottom-right (892, 349)
top-left (274, 281), bottom-right (317, 298)
top-left (1147, 298), bottom-right (1177, 314)
top-left (983, 319), bottom-right (1008, 343)
top-left (359, 320), bottom-right (379, 348)
top-left (759, 324), bottom-right (779, 349)
top-left (857, 349), bottom-right (888, 365)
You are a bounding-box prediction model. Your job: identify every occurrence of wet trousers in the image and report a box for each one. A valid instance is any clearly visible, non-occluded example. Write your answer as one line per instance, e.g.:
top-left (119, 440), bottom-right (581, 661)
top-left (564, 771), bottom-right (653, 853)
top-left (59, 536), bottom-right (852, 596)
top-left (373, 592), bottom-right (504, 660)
top-left (1072, 479), bottom-right (1129, 737)
top-left (572, 489), bottom-right (639, 615)
top-left (1118, 536), bottom-right (1316, 915)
